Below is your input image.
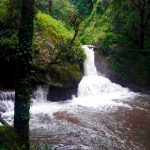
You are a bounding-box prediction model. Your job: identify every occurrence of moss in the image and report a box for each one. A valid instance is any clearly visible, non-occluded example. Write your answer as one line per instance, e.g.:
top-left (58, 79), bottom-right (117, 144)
top-left (34, 12), bottom-right (72, 41)
top-left (0, 6), bottom-right (85, 88)
top-left (33, 12), bottom-right (73, 68)
top-left (0, 0), bottom-right (8, 23)
top-left (50, 62), bottom-right (82, 81)
top-left (32, 13), bottom-right (85, 87)
top-left (108, 51), bottom-right (150, 85)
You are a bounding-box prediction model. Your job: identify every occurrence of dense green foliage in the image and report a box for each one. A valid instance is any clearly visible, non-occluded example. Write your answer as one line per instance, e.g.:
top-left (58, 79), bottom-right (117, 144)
top-left (0, 0), bottom-right (150, 88)
top-left (0, 0), bottom-right (85, 88)
top-left (75, 0), bottom-right (150, 87)
top-left (48, 0), bottom-right (148, 88)
top-left (0, 0), bottom-right (150, 149)
top-left (0, 126), bottom-right (24, 150)
top-left (33, 12), bottom-right (85, 86)
top-left (69, 0), bottom-right (93, 16)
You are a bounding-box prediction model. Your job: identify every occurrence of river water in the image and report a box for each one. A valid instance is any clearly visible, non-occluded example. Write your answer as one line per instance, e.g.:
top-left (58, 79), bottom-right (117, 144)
top-left (1, 45), bottom-right (150, 150)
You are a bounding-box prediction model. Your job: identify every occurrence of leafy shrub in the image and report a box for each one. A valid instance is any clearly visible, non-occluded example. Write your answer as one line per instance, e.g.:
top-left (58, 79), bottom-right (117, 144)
top-left (98, 32), bottom-right (117, 54)
top-left (34, 12), bottom-right (72, 41)
top-left (108, 51), bottom-right (150, 85)
top-left (33, 12), bottom-right (85, 85)
top-left (0, 0), bottom-right (8, 24)
top-left (0, 126), bottom-right (24, 150)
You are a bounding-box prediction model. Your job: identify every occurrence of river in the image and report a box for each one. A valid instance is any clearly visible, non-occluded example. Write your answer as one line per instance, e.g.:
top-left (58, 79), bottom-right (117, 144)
top-left (1, 45), bottom-right (150, 150)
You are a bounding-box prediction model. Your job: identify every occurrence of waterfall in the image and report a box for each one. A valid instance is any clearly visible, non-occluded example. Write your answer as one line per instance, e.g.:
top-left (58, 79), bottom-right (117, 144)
top-left (0, 91), bottom-right (15, 112)
top-left (32, 85), bottom-right (49, 104)
top-left (0, 91), bottom-right (15, 101)
top-left (0, 85), bottom-right (49, 113)
top-left (77, 45), bottom-right (135, 99)
top-left (82, 45), bottom-right (97, 76)
top-left (0, 46), bottom-right (145, 150)
top-left (0, 45), bottom-right (137, 115)
top-left (0, 45), bottom-right (139, 128)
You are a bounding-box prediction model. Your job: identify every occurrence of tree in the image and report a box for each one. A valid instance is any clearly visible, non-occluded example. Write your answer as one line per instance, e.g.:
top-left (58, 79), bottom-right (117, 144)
top-left (14, 0), bottom-right (34, 149)
top-left (133, 0), bottom-right (150, 50)
top-left (35, 0), bottom-right (52, 14)
top-left (111, 0), bottom-right (150, 50)
top-left (49, 0), bottom-right (52, 15)
top-left (69, 11), bottom-right (83, 43)
top-left (69, 0), bottom-right (94, 16)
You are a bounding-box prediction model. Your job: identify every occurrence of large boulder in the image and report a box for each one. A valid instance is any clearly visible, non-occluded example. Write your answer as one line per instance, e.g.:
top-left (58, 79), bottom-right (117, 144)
top-left (48, 86), bottom-right (77, 101)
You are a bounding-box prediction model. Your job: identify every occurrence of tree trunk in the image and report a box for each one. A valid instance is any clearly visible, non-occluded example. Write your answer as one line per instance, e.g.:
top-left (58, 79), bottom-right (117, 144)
top-left (71, 29), bottom-right (79, 44)
top-left (49, 0), bottom-right (52, 15)
top-left (139, 9), bottom-right (145, 50)
top-left (139, 28), bottom-right (144, 50)
top-left (14, 0), bottom-right (34, 149)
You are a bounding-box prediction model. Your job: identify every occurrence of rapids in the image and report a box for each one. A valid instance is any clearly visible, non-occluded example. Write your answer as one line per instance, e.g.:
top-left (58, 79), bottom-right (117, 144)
top-left (1, 45), bottom-right (150, 150)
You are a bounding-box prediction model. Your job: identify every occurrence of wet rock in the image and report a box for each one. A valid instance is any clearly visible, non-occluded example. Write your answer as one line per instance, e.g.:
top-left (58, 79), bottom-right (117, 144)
top-left (48, 86), bottom-right (77, 101)
top-left (94, 51), bottom-right (118, 83)
top-left (53, 144), bottom-right (90, 150)
top-left (53, 111), bottom-right (80, 125)
top-left (94, 51), bottom-right (150, 92)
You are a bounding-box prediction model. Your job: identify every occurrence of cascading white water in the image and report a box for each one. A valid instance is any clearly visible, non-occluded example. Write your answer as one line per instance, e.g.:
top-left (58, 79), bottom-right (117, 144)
top-left (77, 45), bottom-right (134, 98)
top-left (0, 91), bottom-right (15, 112)
top-left (0, 45), bottom-right (137, 111)
top-left (82, 45), bottom-right (97, 76)
top-left (70, 45), bottom-right (137, 107)
top-left (0, 46), bottom-right (147, 150)
top-left (32, 85), bottom-right (49, 104)
top-left (0, 85), bottom-right (49, 113)
top-left (0, 45), bottom-right (138, 125)
top-left (0, 91), bottom-right (15, 101)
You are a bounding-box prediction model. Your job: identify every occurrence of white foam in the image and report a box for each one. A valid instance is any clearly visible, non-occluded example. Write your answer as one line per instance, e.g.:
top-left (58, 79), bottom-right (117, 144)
top-left (1, 45), bottom-right (138, 125)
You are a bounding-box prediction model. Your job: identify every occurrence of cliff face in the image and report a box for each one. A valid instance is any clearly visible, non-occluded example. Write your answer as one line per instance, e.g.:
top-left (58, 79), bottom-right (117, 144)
top-left (94, 51), bottom-right (118, 82)
top-left (94, 50), bottom-right (150, 93)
